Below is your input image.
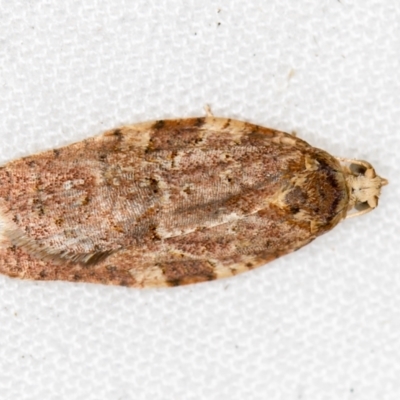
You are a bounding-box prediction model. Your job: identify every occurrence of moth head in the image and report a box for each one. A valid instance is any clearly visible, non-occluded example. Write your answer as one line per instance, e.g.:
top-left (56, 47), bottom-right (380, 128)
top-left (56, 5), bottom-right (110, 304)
top-left (342, 159), bottom-right (388, 218)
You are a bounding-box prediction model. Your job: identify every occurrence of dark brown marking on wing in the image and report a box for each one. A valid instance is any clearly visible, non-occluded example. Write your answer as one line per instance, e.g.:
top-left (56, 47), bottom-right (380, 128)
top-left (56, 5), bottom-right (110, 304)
top-left (222, 119), bottom-right (231, 129)
top-left (160, 259), bottom-right (217, 286)
top-left (194, 117), bottom-right (206, 127)
top-left (53, 149), bottom-right (61, 158)
top-left (152, 120), bottom-right (165, 130)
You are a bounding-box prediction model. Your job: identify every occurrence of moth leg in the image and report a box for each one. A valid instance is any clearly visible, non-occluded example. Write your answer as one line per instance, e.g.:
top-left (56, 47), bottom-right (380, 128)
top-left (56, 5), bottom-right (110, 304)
top-left (345, 207), bottom-right (373, 219)
top-left (204, 104), bottom-right (214, 117)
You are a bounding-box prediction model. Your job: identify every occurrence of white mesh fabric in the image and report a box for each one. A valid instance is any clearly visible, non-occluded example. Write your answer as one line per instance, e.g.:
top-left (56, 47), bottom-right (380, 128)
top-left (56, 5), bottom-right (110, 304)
top-left (0, 1), bottom-right (399, 399)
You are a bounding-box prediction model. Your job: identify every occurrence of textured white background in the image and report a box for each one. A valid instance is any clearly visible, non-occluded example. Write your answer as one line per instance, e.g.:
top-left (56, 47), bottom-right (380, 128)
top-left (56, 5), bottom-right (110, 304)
top-left (0, 1), bottom-right (399, 399)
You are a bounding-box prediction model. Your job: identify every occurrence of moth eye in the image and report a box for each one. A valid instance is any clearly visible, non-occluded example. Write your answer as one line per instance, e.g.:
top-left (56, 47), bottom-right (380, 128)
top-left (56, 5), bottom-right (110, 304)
top-left (355, 201), bottom-right (370, 212)
top-left (350, 163), bottom-right (367, 175)
top-left (349, 160), bottom-right (376, 178)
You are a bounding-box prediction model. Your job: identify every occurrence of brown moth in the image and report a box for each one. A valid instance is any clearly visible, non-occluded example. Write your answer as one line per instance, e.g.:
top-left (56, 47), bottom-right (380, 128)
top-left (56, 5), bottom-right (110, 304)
top-left (0, 117), bottom-right (387, 287)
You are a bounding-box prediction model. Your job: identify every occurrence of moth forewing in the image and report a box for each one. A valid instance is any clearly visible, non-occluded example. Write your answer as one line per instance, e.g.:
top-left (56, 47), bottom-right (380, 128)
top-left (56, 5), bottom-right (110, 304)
top-left (0, 117), bottom-right (387, 287)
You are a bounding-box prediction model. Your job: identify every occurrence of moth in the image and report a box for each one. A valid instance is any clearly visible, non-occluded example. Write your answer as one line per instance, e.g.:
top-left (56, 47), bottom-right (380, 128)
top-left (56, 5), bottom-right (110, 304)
top-left (0, 117), bottom-right (387, 287)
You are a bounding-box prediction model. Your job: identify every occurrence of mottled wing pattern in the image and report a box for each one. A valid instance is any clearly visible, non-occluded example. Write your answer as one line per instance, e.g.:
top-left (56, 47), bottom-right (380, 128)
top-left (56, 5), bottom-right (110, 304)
top-left (0, 118), bottom-right (349, 287)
